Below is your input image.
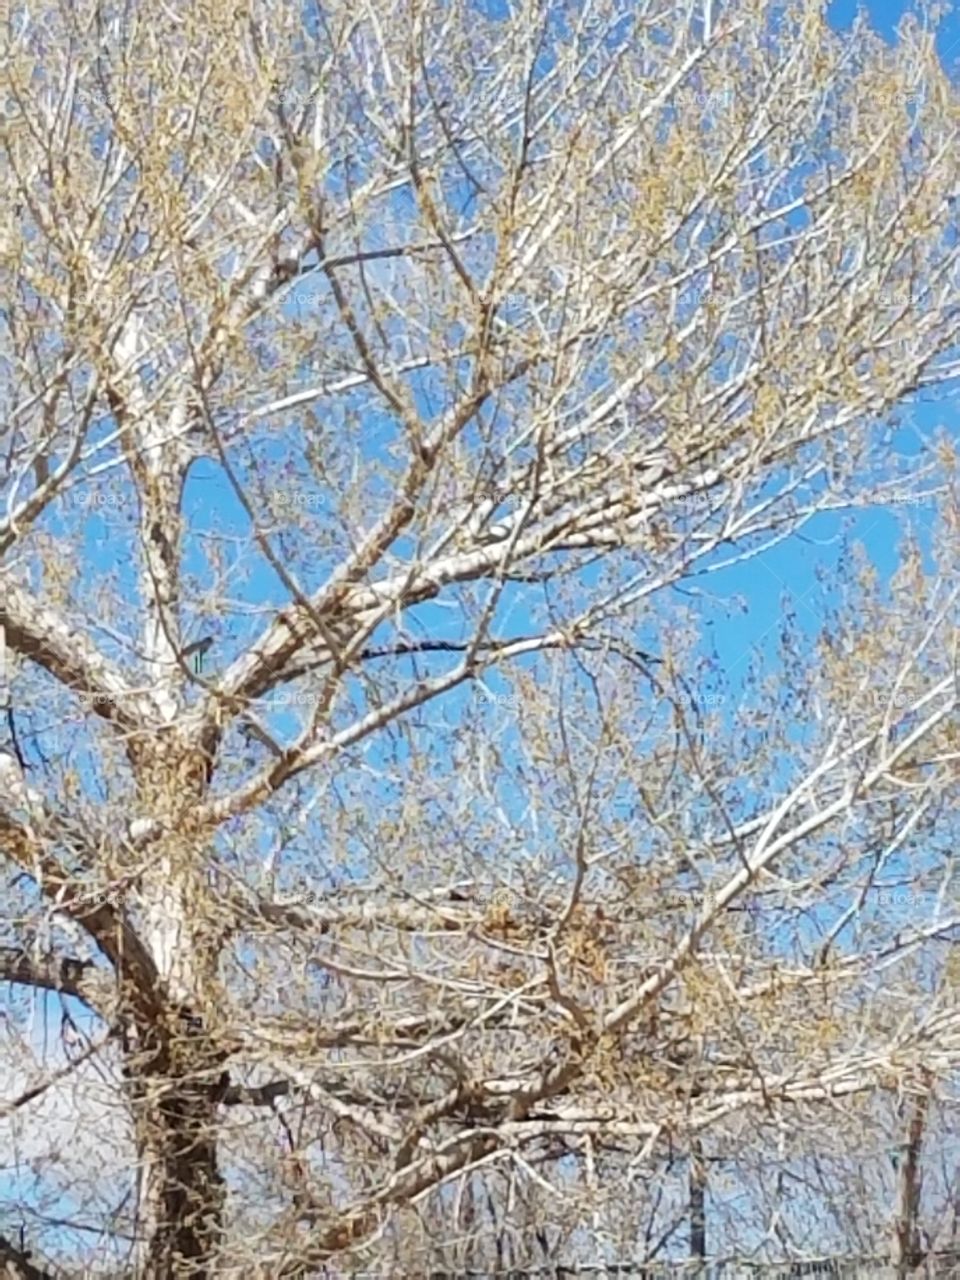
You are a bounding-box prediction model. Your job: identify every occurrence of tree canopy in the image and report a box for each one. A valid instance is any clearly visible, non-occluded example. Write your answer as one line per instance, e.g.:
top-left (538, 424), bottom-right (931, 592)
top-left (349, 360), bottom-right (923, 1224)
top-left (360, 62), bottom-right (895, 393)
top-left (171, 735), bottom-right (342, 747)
top-left (1, 0), bottom-right (960, 1274)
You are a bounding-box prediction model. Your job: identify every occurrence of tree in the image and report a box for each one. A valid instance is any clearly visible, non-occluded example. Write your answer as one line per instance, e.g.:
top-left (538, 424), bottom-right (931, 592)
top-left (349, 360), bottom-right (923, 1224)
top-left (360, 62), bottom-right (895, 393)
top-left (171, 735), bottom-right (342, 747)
top-left (1, 0), bottom-right (959, 1274)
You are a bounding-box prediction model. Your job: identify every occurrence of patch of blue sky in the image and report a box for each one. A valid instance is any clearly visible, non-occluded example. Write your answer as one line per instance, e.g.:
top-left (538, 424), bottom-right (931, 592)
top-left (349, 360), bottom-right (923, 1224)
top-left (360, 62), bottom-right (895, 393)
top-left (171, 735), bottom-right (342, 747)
top-left (5, 0), bottom-right (960, 1249)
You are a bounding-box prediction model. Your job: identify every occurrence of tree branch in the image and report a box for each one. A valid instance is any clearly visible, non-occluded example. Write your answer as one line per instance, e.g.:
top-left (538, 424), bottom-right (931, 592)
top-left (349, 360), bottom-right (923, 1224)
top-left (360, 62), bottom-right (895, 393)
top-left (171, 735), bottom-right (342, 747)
top-left (0, 945), bottom-right (112, 1011)
top-left (0, 580), bottom-right (152, 732)
top-left (0, 1231), bottom-right (56, 1280)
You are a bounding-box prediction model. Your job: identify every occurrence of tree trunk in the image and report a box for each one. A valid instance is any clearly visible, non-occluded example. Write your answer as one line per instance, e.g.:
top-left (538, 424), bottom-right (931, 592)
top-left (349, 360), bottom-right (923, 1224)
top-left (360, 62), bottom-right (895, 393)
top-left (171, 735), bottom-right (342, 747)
top-left (690, 1136), bottom-right (707, 1264)
top-left (893, 1075), bottom-right (931, 1278)
top-left (133, 1036), bottom-right (226, 1278)
top-left (127, 744), bottom-right (227, 1277)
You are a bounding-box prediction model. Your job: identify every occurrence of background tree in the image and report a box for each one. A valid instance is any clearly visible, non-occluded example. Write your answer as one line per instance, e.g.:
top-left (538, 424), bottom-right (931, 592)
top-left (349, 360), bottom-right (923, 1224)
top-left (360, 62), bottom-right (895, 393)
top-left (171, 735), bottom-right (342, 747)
top-left (1, 0), bottom-right (960, 1274)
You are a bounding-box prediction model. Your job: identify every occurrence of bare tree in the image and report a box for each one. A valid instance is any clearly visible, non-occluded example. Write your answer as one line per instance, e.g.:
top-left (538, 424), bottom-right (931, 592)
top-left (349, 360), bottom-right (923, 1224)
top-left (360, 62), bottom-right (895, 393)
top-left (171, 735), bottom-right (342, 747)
top-left (1, 0), bottom-right (960, 1274)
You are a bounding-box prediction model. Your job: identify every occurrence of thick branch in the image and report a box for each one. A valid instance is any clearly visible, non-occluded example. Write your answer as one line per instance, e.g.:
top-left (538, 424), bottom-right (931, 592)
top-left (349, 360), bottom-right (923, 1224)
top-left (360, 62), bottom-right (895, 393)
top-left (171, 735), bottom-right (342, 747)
top-left (0, 944), bottom-right (112, 1011)
top-left (0, 813), bottom-right (159, 1018)
top-left (0, 1232), bottom-right (56, 1280)
top-left (0, 579), bottom-right (151, 732)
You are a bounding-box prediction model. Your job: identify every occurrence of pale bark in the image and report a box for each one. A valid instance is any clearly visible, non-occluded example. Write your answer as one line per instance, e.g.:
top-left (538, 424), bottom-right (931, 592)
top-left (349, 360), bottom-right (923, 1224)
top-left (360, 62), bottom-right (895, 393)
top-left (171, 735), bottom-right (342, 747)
top-left (1, 0), bottom-right (960, 1272)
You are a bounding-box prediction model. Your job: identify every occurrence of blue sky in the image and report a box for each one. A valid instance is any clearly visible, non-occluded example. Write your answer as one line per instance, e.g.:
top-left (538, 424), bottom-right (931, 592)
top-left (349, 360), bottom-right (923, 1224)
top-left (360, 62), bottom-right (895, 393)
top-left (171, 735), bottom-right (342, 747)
top-left (5, 0), bottom-right (958, 946)
top-left (4, 0), bottom-right (956, 945)
top-left (834, 0), bottom-right (960, 61)
top-left (669, 0), bottom-right (960, 696)
top-left (22, 0), bottom-right (959, 750)
top-left (4, 0), bottom-right (960, 1263)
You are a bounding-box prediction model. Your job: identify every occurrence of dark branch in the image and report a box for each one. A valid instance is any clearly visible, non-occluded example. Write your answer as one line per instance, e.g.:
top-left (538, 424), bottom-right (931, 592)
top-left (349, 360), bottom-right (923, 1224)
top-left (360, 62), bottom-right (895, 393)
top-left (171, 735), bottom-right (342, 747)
top-left (220, 1079), bottom-right (291, 1107)
top-left (0, 1230), bottom-right (57, 1280)
top-left (0, 945), bottom-right (111, 1011)
top-left (283, 634), bottom-right (661, 681)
